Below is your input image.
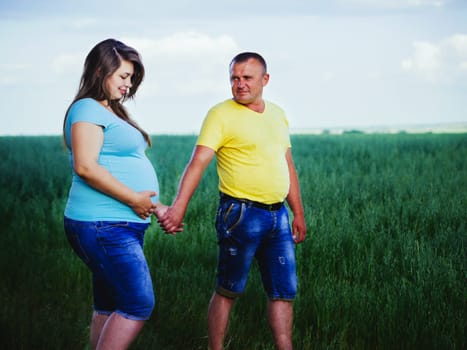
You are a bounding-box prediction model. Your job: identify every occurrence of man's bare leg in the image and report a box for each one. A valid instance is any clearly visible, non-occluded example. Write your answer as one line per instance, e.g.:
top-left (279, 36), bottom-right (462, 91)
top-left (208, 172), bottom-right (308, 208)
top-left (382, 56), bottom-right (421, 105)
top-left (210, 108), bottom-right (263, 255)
top-left (207, 292), bottom-right (235, 350)
top-left (268, 300), bottom-right (293, 350)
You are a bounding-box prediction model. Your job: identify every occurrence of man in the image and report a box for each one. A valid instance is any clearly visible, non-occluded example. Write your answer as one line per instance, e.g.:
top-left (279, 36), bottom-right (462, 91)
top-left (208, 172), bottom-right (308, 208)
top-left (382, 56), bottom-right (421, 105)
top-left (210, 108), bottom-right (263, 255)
top-left (159, 52), bottom-right (306, 350)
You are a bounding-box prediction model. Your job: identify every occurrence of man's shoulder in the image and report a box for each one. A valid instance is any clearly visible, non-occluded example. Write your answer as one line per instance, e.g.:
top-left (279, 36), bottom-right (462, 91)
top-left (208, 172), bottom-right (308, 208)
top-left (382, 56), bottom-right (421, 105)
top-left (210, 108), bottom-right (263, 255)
top-left (265, 100), bottom-right (285, 114)
top-left (209, 99), bottom-right (236, 112)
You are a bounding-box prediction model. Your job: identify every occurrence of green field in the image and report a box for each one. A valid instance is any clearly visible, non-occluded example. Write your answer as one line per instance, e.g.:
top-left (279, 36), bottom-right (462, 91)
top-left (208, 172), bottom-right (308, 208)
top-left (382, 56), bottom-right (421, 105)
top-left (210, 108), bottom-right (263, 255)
top-left (0, 134), bottom-right (465, 349)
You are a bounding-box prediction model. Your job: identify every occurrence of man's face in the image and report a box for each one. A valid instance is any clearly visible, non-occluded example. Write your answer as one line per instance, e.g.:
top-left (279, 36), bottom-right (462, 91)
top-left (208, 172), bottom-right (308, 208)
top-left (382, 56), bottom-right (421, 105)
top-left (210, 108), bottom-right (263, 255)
top-left (230, 58), bottom-right (269, 108)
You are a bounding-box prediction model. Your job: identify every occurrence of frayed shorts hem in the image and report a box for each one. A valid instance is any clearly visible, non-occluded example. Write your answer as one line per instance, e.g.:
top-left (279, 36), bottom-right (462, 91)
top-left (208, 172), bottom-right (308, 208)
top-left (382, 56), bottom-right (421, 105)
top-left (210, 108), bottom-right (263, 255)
top-left (216, 287), bottom-right (295, 303)
top-left (94, 309), bottom-right (112, 317)
top-left (269, 296), bottom-right (295, 302)
top-left (216, 287), bottom-right (242, 299)
top-left (94, 308), bottom-right (151, 321)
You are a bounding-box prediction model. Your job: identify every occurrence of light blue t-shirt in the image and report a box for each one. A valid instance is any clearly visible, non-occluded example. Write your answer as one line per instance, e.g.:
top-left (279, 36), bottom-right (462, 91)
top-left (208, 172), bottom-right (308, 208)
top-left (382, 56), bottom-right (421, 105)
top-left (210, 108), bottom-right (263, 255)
top-left (64, 98), bottom-right (159, 223)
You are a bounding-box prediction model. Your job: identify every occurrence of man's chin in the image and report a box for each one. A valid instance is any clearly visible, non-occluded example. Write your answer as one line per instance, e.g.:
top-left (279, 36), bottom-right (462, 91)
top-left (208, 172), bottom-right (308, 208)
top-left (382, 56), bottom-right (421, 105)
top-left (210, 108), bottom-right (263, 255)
top-left (234, 97), bottom-right (250, 105)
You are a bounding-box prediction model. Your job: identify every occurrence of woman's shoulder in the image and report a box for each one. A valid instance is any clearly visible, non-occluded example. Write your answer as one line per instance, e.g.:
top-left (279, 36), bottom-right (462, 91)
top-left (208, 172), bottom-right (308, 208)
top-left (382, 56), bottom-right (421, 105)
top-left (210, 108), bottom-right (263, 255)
top-left (68, 98), bottom-right (109, 124)
top-left (69, 98), bottom-right (100, 112)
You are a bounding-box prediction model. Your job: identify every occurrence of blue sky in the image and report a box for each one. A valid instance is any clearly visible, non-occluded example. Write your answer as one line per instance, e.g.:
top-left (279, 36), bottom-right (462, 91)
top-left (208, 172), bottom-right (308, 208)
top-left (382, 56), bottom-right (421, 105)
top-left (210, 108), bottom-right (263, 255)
top-left (1, 0), bottom-right (466, 135)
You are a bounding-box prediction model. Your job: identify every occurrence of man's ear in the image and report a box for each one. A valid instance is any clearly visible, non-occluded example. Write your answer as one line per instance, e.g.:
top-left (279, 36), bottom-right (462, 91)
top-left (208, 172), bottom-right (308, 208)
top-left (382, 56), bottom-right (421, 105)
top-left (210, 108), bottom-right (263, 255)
top-left (263, 73), bottom-right (270, 86)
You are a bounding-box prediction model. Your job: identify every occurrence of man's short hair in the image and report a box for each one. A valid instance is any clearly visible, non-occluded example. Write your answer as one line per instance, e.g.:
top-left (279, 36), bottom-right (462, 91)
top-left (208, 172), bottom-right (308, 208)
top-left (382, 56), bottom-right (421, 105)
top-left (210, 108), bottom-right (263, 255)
top-left (230, 52), bottom-right (267, 73)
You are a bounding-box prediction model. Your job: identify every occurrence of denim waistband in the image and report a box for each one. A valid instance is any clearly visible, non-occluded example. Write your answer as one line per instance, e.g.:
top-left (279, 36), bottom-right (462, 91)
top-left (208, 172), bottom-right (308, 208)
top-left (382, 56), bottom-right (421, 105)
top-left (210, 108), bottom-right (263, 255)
top-left (219, 192), bottom-right (283, 211)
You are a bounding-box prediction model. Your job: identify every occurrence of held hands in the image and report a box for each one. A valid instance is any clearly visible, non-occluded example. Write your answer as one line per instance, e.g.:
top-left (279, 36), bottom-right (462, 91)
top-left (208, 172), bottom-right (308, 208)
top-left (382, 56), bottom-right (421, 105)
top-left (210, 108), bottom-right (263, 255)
top-left (153, 204), bottom-right (184, 235)
top-left (157, 204), bottom-right (185, 235)
top-left (129, 190), bottom-right (184, 234)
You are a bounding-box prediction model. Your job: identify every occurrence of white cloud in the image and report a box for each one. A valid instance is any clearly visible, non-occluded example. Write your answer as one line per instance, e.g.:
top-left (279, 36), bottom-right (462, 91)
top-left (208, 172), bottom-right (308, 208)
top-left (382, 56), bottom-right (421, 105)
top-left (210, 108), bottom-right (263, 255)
top-left (52, 53), bottom-right (83, 74)
top-left (338, 0), bottom-right (450, 8)
top-left (367, 71), bottom-right (383, 80)
top-left (406, 0), bottom-right (448, 6)
top-left (446, 34), bottom-right (467, 72)
top-left (126, 32), bottom-right (237, 59)
top-left (124, 32), bottom-right (239, 97)
top-left (402, 34), bottom-right (467, 83)
top-left (445, 33), bottom-right (467, 56)
top-left (321, 71), bottom-right (336, 82)
top-left (402, 41), bottom-right (442, 81)
top-left (68, 18), bottom-right (100, 29)
top-left (0, 63), bottom-right (32, 86)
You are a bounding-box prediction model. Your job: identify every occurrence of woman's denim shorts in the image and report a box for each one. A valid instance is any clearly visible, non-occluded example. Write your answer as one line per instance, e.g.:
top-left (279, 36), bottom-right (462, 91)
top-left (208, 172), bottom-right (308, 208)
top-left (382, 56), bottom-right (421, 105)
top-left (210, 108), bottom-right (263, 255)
top-left (214, 197), bottom-right (297, 301)
top-left (64, 217), bottom-right (154, 321)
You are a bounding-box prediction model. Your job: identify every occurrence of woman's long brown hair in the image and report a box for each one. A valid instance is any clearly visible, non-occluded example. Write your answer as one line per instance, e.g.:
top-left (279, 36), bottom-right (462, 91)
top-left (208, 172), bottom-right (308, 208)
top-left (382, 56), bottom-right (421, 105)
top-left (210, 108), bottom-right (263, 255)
top-left (62, 38), bottom-right (151, 147)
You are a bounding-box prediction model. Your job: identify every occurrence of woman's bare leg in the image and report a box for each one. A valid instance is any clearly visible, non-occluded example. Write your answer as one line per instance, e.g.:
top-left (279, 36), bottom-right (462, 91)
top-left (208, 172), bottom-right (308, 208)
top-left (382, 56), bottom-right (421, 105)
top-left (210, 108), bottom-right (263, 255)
top-left (95, 313), bottom-right (145, 350)
top-left (90, 312), bottom-right (109, 350)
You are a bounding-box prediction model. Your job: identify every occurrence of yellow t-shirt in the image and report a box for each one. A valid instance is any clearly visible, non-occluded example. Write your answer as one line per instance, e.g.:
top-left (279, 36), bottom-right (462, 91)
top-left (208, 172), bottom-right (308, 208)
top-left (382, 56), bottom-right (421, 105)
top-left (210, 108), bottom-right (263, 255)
top-left (196, 99), bottom-right (291, 204)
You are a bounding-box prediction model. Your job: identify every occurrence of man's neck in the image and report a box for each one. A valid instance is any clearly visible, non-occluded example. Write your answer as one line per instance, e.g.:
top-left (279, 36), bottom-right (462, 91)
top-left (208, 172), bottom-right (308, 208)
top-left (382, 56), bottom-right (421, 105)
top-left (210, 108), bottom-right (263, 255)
top-left (239, 99), bottom-right (265, 113)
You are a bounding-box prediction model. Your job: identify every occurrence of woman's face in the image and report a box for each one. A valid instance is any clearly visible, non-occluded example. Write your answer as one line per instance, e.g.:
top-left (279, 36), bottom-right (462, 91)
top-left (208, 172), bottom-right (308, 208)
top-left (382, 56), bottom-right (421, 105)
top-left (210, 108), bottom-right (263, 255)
top-left (105, 59), bottom-right (134, 100)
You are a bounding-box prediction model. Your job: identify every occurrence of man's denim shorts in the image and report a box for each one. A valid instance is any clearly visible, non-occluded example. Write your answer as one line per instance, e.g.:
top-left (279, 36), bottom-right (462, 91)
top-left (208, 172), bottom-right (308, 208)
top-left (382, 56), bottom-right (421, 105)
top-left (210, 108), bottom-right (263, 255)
top-left (64, 217), bottom-right (154, 321)
top-left (214, 196), bottom-right (297, 301)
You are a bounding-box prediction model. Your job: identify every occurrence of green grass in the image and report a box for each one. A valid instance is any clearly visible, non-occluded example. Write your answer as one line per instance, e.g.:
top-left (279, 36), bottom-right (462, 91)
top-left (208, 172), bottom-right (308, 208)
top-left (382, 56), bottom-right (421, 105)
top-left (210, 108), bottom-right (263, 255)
top-left (0, 133), bottom-right (465, 349)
